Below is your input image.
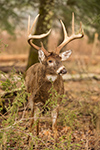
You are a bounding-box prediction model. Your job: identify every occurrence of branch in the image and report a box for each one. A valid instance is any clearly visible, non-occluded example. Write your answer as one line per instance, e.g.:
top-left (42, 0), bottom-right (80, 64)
top-left (63, 73), bottom-right (100, 81)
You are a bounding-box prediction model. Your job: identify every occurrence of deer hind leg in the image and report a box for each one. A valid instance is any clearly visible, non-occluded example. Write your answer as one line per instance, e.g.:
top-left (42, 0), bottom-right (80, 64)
top-left (51, 105), bottom-right (59, 144)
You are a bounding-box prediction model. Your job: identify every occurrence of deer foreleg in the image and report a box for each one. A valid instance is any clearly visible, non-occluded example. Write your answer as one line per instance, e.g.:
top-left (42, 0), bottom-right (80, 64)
top-left (29, 96), bottom-right (35, 132)
top-left (30, 106), bottom-right (35, 132)
top-left (34, 106), bottom-right (41, 136)
top-left (51, 105), bottom-right (59, 144)
top-left (27, 97), bottom-right (35, 143)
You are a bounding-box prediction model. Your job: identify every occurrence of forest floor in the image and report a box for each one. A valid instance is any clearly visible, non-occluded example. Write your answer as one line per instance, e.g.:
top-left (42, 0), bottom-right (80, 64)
top-left (0, 54), bottom-right (100, 150)
top-left (0, 32), bottom-right (100, 149)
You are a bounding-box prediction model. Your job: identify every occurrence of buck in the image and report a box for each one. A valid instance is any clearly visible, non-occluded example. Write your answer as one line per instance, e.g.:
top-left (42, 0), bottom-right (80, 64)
top-left (25, 13), bottom-right (84, 143)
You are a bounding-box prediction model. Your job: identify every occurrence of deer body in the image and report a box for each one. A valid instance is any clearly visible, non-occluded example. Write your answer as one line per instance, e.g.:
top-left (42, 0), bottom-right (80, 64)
top-left (25, 13), bottom-right (84, 144)
top-left (25, 63), bottom-right (64, 104)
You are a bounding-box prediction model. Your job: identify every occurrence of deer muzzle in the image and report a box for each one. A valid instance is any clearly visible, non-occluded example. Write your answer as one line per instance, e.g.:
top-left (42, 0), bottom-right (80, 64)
top-left (57, 66), bottom-right (67, 75)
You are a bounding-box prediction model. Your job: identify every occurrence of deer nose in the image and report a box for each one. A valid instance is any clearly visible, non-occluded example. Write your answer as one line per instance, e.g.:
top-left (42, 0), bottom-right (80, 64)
top-left (57, 66), bottom-right (67, 75)
top-left (60, 68), bottom-right (67, 74)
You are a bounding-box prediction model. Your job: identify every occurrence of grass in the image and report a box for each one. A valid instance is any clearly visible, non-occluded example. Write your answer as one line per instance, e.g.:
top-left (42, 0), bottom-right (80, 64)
top-left (0, 32), bottom-right (100, 149)
top-left (0, 69), bottom-right (100, 149)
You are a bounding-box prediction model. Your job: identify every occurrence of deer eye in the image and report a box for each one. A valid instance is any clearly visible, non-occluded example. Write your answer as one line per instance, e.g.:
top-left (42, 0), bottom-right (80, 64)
top-left (48, 60), bottom-right (53, 63)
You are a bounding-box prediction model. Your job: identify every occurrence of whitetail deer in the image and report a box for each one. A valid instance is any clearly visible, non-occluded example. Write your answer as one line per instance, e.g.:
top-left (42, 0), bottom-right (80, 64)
top-left (25, 13), bottom-right (84, 143)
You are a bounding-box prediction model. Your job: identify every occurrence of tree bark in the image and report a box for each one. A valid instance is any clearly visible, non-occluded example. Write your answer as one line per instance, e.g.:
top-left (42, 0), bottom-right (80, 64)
top-left (26, 0), bottom-right (55, 70)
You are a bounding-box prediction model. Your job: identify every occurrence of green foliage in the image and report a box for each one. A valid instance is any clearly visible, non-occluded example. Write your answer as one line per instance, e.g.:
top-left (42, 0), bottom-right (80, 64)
top-left (0, 70), bottom-right (81, 149)
top-left (1, 69), bottom-right (19, 91)
top-left (0, 70), bottom-right (100, 149)
top-left (55, 0), bottom-right (100, 41)
top-left (0, 39), bottom-right (8, 53)
top-left (0, 0), bottom-right (38, 34)
top-left (0, 70), bottom-right (28, 149)
top-left (1, 0), bottom-right (100, 38)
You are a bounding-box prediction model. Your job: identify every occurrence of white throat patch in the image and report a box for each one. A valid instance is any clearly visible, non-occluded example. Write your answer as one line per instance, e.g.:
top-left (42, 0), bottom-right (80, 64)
top-left (46, 75), bottom-right (57, 82)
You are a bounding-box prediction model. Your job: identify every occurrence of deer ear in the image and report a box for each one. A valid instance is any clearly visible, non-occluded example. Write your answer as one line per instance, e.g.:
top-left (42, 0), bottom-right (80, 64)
top-left (38, 50), bottom-right (45, 62)
top-left (59, 50), bottom-right (72, 61)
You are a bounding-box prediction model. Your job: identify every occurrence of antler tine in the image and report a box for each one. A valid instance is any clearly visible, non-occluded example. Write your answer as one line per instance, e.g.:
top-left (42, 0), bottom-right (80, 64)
top-left (60, 20), bottom-right (68, 39)
top-left (27, 14), bottom-right (51, 56)
top-left (28, 14), bottom-right (40, 36)
top-left (55, 20), bottom-right (68, 53)
top-left (30, 14), bottom-right (40, 33)
top-left (79, 21), bottom-right (84, 36)
top-left (56, 13), bottom-right (84, 54)
top-left (40, 42), bottom-right (49, 56)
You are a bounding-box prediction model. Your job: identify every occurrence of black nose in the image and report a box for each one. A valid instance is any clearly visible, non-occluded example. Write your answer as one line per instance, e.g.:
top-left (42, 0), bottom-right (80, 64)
top-left (60, 68), bottom-right (67, 74)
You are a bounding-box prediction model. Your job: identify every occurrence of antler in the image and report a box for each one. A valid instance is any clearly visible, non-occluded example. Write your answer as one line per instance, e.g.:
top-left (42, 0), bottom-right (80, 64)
top-left (28, 14), bottom-right (51, 56)
top-left (56, 13), bottom-right (84, 54)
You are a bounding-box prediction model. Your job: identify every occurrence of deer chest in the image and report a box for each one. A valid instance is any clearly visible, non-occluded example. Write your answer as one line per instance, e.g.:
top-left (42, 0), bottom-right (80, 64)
top-left (34, 77), bottom-right (64, 104)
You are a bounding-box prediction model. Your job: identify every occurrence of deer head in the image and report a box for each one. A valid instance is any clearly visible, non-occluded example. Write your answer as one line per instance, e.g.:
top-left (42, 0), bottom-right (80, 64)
top-left (27, 13), bottom-right (84, 77)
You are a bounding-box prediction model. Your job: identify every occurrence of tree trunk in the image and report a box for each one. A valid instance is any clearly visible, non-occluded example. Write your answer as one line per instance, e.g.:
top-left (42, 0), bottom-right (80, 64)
top-left (26, 0), bottom-right (55, 70)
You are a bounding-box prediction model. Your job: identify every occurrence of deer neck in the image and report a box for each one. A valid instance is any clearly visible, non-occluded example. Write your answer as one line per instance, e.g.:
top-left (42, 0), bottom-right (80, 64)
top-left (44, 67), bottom-right (58, 82)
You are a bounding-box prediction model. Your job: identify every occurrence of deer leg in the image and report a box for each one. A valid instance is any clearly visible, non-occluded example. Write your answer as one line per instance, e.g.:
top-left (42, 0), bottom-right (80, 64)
top-left (34, 106), bottom-right (40, 136)
top-left (29, 103), bottom-right (40, 136)
top-left (51, 105), bottom-right (59, 144)
top-left (34, 102), bottom-right (44, 136)
top-left (28, 100), bottom-right (40, 149)
top-left (29, 97), bottom-right (35, 132)
top-left (30, 106), bottom-right (35, 132)
top-left (33, 105), bottom-right (41, 150)
top-left (27, 97), bottom-right (35, 144)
